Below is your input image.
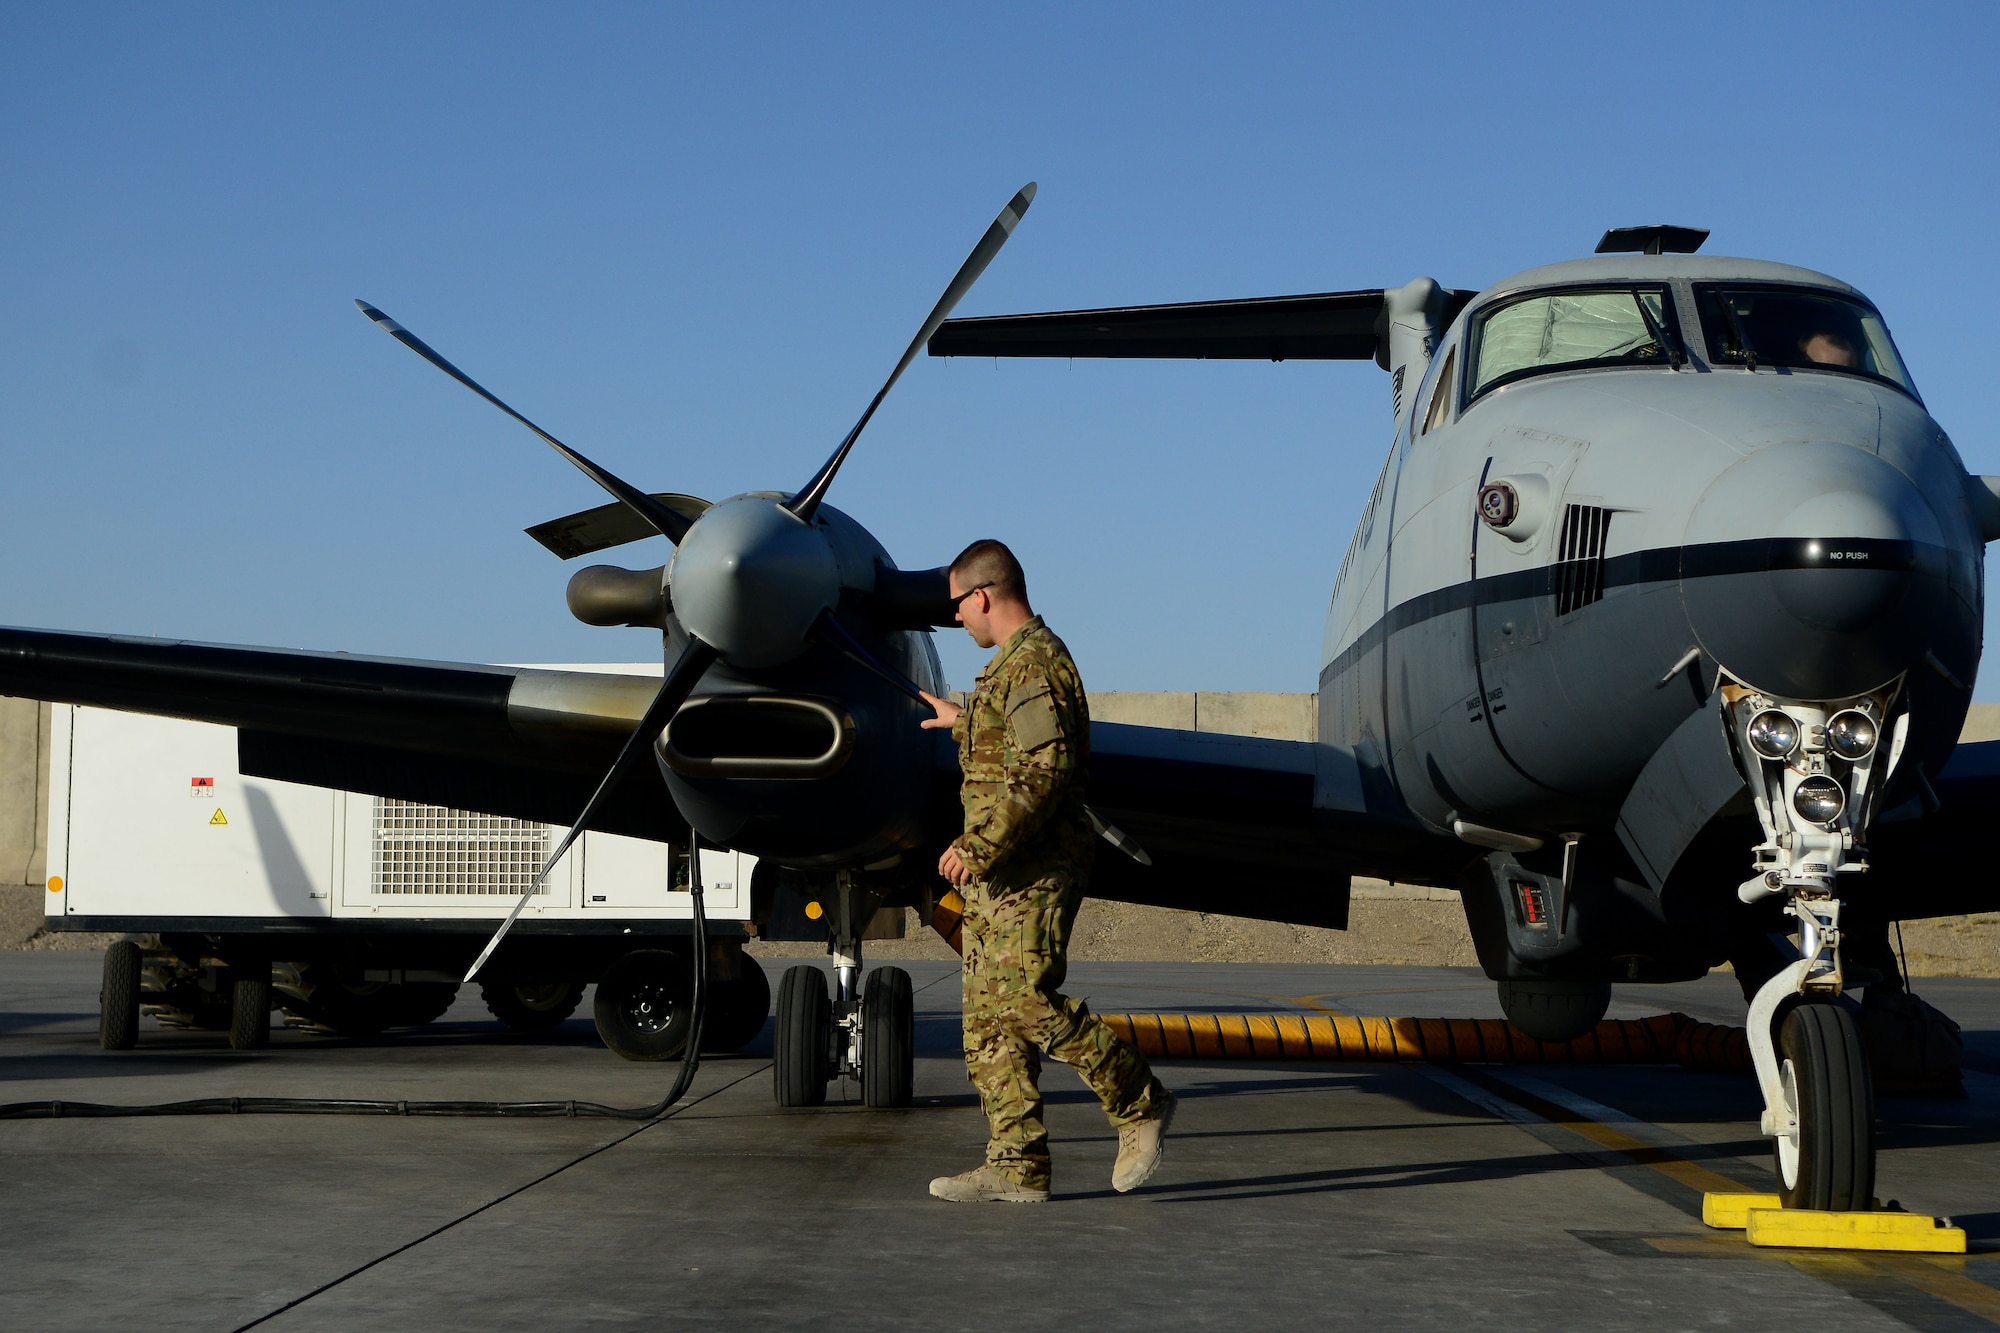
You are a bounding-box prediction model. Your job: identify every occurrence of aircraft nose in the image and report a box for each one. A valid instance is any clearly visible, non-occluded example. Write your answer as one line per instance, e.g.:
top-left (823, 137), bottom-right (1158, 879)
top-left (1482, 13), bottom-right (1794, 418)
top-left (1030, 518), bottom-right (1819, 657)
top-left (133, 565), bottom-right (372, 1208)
top-left (1682, 441), bottom-right (1954, 699)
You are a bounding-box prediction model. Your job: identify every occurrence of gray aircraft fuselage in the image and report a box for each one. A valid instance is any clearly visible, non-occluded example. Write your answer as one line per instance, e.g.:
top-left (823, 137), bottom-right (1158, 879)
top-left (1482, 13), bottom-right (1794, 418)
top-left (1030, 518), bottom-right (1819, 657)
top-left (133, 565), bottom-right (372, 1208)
top-left (1319, 255), bottom-right (1980, 951)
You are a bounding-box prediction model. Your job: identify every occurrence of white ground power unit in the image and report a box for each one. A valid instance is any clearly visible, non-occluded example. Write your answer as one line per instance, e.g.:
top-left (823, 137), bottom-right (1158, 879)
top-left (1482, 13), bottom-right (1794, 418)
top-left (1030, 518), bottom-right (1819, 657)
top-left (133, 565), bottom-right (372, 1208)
top-left (45, 700), bottom-right (771, 1060)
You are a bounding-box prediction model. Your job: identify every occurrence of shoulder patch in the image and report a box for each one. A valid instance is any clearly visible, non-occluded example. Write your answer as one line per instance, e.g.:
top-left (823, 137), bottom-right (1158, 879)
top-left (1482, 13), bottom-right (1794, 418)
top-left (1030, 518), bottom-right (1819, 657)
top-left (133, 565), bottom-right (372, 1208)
top-left (1009, 690), bottom-right (1063, 751)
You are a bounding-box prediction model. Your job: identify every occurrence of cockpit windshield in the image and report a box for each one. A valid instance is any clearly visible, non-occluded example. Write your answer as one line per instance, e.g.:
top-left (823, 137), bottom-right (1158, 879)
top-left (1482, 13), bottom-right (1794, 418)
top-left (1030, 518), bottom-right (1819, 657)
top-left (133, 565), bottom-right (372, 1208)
top-left (1470, 287), bottom-right (1676, 400)
top-left (1693, 285), bottom-right (1917, 397)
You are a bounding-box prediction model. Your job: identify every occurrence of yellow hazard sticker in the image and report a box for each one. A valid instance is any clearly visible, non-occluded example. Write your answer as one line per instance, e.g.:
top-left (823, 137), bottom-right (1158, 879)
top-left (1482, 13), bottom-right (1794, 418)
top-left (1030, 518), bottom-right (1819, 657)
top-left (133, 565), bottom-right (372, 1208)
top-left (47, 876), bottom-right (63, 893)
top-left (209, 809), bottom-right (229, 826)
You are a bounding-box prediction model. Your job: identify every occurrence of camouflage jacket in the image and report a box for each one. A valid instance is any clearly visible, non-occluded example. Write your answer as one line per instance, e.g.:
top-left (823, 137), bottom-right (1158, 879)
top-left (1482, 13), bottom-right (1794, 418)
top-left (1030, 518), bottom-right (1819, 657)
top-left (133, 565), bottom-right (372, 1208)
top-left (951, 616), bottom-right (1094, 885)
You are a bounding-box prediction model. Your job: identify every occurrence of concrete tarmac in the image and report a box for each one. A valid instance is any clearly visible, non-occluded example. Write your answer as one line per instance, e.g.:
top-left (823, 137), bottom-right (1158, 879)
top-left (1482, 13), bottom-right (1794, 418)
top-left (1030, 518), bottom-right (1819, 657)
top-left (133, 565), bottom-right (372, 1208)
top-left (4, 950), bottom-right (1999, 1332)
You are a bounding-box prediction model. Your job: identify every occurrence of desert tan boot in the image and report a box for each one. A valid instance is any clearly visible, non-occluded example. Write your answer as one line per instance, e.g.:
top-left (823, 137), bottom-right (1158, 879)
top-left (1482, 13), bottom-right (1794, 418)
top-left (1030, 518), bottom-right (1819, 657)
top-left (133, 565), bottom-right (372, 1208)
top-left (1112, 1092), bottom-right (1176, 1192)
top-left (928, 1165), bottom-right (1050, 1204)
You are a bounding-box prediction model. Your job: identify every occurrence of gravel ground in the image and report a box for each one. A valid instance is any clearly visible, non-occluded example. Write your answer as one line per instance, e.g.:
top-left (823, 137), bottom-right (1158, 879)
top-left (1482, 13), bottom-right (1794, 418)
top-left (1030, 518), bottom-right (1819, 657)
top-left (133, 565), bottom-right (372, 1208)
top-left (11, 876), bottom-right (1995, 976)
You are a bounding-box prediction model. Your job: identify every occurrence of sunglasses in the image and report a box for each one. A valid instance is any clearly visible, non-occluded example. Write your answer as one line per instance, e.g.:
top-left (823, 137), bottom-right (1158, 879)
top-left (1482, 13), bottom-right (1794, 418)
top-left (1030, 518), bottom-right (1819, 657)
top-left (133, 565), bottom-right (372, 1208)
top-left (951, 581), bottom-right (995, 607)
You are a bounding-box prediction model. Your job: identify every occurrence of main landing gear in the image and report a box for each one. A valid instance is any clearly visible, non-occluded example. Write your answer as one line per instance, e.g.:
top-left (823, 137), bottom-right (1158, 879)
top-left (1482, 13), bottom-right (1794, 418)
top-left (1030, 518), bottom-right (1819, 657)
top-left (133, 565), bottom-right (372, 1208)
top-left (773, 874), bottom-right (914, 1109)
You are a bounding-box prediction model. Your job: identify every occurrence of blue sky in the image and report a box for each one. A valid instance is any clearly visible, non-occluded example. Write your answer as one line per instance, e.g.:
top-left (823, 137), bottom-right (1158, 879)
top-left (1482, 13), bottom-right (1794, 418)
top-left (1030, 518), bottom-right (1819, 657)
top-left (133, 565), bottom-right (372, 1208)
top-left (4, 4), bottom-right (1996, 695)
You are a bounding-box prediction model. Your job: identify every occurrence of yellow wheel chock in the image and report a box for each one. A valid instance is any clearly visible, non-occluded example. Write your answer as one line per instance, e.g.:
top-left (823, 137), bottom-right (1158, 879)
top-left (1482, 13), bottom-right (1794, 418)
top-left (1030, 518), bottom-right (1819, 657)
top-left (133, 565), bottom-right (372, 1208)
top-left (1704, 1193), bottom-right (1966, 1253)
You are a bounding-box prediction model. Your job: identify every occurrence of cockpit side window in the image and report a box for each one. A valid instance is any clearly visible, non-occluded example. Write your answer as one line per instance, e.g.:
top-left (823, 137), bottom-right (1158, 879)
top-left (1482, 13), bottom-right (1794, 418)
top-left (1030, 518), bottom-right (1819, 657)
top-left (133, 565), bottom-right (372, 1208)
top-left (1421, 347), bottom-right (1456, 435)
top-left (1468, 286), bottom-right (1678, 403)
top-left (1693, 284), bottom-right (1918, 399)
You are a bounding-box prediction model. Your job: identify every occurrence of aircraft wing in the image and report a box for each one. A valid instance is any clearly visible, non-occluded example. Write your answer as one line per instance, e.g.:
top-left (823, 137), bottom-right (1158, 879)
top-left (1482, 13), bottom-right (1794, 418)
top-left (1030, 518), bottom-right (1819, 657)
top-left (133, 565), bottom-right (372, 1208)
top-left (927, 289), bottom-right (1480, 362)
top-left (0, 624), bottom-right (1469, 928)
top-left (1074, 721), bottom-right (1465, 929)
top-left (0, 626), bottom-right (683, 841)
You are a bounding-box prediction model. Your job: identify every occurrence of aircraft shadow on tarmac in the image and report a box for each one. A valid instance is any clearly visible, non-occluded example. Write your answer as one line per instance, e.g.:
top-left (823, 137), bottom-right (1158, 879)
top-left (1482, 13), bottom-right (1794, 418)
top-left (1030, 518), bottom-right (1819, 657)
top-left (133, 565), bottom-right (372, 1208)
top-left (1949, 1212), bottom-right (2000, 1245)
top-left (1061, 1145), bottom-right (1623, 1205)
top-left (0, 1051), bottom-right (259, 1080)
top-left (0, 1011), bottom-right (96, 1034)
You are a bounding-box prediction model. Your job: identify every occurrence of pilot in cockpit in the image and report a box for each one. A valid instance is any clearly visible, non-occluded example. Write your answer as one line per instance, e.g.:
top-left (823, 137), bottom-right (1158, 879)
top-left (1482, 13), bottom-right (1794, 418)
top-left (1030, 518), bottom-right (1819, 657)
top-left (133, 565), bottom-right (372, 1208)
top-left (1798, 328), bottom-right (1861, 367)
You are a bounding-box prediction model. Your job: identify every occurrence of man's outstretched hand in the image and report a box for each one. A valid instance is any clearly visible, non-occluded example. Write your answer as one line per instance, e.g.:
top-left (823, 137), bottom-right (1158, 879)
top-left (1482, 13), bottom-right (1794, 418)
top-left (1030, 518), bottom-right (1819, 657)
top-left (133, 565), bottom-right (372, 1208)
top-left (919, 690), bottom-right (961, 730)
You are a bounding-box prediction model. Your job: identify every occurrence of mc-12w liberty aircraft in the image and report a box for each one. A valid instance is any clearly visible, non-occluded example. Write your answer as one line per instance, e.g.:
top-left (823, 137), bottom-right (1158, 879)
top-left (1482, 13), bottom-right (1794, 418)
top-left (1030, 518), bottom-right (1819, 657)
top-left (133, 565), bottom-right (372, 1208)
top-left (6, 189), bottom-right (1997, 1213)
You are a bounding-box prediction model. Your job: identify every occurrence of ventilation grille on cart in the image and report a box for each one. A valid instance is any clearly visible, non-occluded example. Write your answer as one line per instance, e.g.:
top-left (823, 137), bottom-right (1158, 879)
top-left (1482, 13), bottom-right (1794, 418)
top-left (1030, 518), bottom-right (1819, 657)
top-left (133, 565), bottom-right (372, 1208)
top-left (372, 800), bottom-right (553, 896)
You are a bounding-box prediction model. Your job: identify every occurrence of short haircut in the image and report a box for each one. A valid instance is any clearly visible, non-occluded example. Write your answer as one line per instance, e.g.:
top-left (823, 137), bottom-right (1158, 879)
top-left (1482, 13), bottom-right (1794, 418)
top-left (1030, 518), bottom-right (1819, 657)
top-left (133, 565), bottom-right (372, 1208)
top-left (950, 538), bottom-right (1028, 604)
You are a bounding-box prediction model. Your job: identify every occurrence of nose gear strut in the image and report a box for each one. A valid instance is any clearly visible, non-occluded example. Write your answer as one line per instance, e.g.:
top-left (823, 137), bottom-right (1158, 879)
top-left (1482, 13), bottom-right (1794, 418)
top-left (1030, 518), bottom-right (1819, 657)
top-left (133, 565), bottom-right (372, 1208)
top-left (1722, 679), bottom-right (1897, 1210)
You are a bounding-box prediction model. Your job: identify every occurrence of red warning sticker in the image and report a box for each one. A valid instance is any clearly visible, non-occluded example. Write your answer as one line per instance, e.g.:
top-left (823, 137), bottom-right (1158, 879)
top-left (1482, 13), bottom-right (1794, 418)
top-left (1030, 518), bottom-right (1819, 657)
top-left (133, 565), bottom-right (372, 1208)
top-left (191, 777), bottom-right (215, 797)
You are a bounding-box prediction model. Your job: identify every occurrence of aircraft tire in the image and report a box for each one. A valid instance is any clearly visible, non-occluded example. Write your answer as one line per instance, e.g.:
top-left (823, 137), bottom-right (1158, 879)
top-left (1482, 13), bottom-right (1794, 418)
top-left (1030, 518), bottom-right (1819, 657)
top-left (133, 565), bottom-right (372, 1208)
top-left (861, 966), bottom-right (914, 1109)
top-left (229, 975), bottom-right (271, 1051)
top-left (774, 965), bottom-right (830, 1107)
top-left (100, 940), bottom-right (142, 1051)
top-left (593, 950), bottom-right (694, 1061)
top-left (481, 979), bottom-right (583, 1032)
top-left (1775, 1000), bottom-right (1875, 1211)
top-left (700, 955), bottom-right (771, 1054)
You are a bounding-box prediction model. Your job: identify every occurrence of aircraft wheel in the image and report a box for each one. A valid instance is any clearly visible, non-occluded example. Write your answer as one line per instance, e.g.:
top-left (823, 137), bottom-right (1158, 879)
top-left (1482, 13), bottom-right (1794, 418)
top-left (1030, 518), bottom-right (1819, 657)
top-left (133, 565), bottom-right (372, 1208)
top-left (229, 975), bottom-right (271, 1051)
top-left (482, 979), bottom-right (583, 1032)
top-left (100, 940), bottom-right (141, 1050)
top-left (861, 966), bottom-right (914, 1109)
top-left (700, 955), bottom-right (771, 1054)
top-left (1774, 1000), bottom-right (1875, 1211)
top-left (593, 950), bottom-right (694, 1061)
top-left (774, 965), bottom-right (830, 1107)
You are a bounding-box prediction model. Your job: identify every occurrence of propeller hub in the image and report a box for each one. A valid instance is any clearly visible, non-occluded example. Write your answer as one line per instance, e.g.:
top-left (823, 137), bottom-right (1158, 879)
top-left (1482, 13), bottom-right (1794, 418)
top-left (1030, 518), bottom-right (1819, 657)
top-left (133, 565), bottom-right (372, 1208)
top-left (669, 496), bottom-right (840, 668)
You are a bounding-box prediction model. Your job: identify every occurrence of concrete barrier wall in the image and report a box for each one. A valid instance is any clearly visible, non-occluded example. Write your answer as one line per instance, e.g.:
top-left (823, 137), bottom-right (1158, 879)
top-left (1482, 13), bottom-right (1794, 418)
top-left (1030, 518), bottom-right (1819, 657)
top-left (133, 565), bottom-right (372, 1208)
top-left (3, 693), bottom-right (1995, 888)
top-left (0, 698), bottom-right (50, 887)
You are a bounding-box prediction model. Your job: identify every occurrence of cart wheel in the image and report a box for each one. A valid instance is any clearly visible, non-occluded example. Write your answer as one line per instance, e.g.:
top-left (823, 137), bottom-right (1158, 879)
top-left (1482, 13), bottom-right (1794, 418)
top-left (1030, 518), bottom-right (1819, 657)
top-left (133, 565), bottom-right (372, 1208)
top-left (774, 965), bottom-right (830, 1107)
top-left (1775, 1000), bottom-right (1876, 1211)
top-left (593, 950), bottom-right (694, 1061)
top-left (862, 966), bottom-right (914, 1109)
top-left (481, 979), bottom-right (583, 1032)
top-left (385, 983), bottom-right (460, 1029)
top-left (100, 940), bottom-right (142, 1051)
top-left (229, 975), bottom-right (271, 1051)
top-left (701, 955), bottom-right (771, 1054)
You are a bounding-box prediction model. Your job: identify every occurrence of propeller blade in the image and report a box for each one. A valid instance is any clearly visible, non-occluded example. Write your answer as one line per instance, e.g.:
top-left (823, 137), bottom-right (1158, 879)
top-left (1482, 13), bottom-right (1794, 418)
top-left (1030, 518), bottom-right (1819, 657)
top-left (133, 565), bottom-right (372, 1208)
top-left (527, 493), bottom-right (712, 560)
top-left (355, 301), bottom-right (695, 545)
top-left (809, 608), bottom-right (929, 703)
top-left (786, 183), bottom-right (1037, 522)
top-left (462, 634), bottom-right (720, 982)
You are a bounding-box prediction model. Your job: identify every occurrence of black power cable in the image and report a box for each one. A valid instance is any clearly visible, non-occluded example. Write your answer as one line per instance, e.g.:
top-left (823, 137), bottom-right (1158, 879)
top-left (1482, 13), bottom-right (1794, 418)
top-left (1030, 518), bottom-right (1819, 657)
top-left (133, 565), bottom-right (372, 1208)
top-left (0, 839), bottom-right (713, 1122)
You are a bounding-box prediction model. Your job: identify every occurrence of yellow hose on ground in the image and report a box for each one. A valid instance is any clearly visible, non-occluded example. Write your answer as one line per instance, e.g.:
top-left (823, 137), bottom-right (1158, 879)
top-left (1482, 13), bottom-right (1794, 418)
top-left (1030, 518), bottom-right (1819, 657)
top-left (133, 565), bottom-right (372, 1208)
top-left (1099, 1011), bottom-right (1752, 1073)
top-left (925, 888), bottom-right (1750, 1073)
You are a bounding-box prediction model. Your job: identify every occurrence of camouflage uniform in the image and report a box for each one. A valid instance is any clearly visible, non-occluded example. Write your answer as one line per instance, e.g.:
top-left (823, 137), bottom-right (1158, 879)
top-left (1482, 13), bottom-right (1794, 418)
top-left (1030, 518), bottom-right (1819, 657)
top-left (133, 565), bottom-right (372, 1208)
top-left (952, 616), bottom-right (1165, 1190)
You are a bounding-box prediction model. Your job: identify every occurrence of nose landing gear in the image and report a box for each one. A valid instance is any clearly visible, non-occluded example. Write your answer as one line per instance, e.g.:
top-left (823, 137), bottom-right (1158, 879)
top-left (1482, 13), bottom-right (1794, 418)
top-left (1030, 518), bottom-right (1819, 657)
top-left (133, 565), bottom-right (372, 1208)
top-left (772, 874), bottom-right (915, 1109)
top-left (1746, 898), bottom-right (1875, 1210)
top-left (1725, 682), bottom-right (1894, 1211)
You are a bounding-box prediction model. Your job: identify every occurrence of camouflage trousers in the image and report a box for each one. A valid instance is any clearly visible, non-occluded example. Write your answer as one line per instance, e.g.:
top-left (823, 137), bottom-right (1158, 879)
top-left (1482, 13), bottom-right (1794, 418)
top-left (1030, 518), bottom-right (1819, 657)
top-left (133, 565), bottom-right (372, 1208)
top-left (961, 877), bottom-right (1166, 1189)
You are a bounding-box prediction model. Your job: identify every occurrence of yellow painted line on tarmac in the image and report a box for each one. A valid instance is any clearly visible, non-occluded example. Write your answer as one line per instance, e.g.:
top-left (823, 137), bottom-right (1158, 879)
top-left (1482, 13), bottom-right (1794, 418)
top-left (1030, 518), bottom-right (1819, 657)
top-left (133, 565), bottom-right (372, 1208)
top-left (1474, 1076), bottom-right (1754, 1198)
top-left (1866, 1255), bottom-right (2000, 1323)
